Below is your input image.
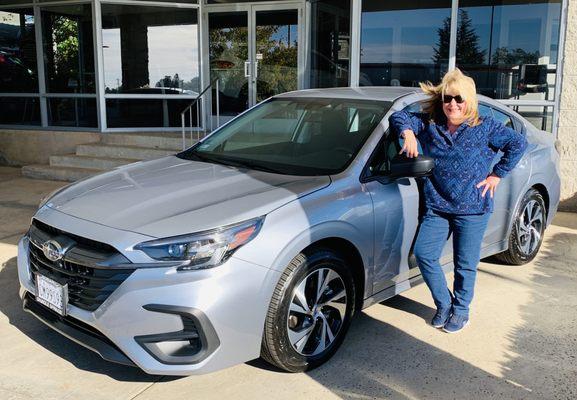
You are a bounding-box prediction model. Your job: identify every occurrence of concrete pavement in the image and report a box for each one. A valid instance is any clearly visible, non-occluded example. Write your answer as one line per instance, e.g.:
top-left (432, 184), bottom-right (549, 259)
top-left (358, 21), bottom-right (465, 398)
top-left (1, 166), bottom-right (576, 400)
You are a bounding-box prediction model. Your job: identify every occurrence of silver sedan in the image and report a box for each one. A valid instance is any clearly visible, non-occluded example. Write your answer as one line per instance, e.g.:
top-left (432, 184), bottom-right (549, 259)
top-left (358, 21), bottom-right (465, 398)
top-left (17, 87), bottom-right (560, 375)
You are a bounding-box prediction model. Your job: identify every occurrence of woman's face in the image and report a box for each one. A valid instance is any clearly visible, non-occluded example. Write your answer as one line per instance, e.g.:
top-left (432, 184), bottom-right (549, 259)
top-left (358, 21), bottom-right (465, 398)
top-left (442, 87), bottom-right (467, 124)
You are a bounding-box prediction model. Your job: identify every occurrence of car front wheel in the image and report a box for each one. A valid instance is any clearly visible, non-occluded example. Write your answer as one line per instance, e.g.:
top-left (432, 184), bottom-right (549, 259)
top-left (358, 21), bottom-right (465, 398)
top-left (261, 248), bottom-right (355, 372)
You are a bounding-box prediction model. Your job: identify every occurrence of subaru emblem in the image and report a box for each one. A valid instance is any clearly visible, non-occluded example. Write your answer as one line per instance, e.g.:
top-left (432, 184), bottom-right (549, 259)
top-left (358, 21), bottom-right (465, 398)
top-left (42, 240), bottom-right (64, 262)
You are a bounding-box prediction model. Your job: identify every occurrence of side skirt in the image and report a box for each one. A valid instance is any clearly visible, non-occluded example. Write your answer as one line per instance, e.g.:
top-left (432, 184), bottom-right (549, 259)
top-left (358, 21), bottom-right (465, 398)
top-left (361, 240), bottom-right (508, 310)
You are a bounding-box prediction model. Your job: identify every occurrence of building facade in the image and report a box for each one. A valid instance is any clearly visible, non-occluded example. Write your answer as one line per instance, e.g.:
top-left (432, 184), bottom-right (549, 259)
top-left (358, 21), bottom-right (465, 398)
top-left (0, 0), bottom-right (574, 208)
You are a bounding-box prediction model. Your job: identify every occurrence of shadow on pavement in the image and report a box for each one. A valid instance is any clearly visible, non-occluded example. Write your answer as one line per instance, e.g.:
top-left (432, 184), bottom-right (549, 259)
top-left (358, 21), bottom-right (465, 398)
top-left (380, 294), bottom-right (435, 322)
top-left (0, 256), bottom-right (180, 383)
top-left (500, 231), bottom-right (577, 399)
top-left (305, 309), bottom-right (536, 399)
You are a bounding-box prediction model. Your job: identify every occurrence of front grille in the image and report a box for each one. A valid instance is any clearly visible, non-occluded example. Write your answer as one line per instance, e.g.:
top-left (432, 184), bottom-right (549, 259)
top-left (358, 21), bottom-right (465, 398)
top-left (28, 219), bottom-right (135, 312)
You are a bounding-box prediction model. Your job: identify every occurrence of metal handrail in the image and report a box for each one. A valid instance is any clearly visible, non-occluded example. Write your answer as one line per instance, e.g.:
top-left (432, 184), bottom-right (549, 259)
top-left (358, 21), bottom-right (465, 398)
top-left (180, 79), bottom-right (220, 150)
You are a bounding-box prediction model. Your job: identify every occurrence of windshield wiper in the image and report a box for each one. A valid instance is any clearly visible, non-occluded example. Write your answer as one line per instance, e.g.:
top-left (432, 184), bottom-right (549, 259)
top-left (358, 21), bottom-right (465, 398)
top-left (186, 151), bottom-right (282, 173)
top-left (216, 158), bottom-right (283, 174)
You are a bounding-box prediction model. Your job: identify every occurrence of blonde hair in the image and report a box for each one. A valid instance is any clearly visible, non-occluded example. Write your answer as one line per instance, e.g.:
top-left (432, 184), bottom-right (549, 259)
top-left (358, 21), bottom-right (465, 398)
top-left (419, 68), bottom-right (480, 127)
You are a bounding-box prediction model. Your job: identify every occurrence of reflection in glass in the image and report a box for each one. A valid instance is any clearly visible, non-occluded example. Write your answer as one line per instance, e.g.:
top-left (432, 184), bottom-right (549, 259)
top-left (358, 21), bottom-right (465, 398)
top-left (0, 9), bottom-right (37, 92)
top-left (101, 5), bottom-right (199, 95)
top-left (457, 1), bottom-right (561, 100)
top-left (209, 12), bottom-right (249, 116)
top-left (48, 97), bottom-right (97, 127)
top-left (512, 105), bottom-right (553, 132)
top-left (0, 97), bottom-right (40, 125)
top-left (41, 4), bottom-right (95, 93)
top-left (360, 0), bottom-right (452, 86)
top-left (106, 99), bottom-right (199, 128)
top-left (255, 10), bottom-right (298, 103)
top-left (309, 0), bottom-right (350, 88)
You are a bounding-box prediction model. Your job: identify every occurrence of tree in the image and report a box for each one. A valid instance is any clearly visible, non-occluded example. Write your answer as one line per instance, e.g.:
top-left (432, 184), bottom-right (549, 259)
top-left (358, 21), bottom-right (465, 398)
top-left (491, 47), bottom-right (539, 65)
top-left (433, 9), bottom-right (485, 65)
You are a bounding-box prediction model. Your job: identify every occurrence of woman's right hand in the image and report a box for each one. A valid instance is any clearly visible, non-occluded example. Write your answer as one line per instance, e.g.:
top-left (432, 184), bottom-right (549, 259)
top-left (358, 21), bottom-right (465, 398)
top-left (399, 129), bottom-right (419, 158)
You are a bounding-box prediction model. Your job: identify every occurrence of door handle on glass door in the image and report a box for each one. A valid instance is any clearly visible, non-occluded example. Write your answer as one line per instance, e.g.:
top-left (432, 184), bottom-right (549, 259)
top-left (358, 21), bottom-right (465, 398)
top-left (244, 61), bottom-right (250, 78)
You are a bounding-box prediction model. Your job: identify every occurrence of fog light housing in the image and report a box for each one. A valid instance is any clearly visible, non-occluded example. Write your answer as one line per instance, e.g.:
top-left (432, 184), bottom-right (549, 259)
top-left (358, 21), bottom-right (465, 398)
top-left (135, 304), bottom-right (220, 365)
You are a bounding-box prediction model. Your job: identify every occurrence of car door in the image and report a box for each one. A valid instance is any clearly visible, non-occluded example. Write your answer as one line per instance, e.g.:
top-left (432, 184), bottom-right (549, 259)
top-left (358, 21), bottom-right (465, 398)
top-left (482, 105), bottom-right (530, 246)
top-left (362, 128), bottom-right (421, 295)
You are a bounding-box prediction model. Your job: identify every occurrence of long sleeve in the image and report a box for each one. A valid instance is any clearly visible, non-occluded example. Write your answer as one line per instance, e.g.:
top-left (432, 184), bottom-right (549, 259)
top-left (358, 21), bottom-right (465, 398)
top-left (487, 118), bottom-right (528, 178)
top-left (388, 110), bottom-right (427, 138)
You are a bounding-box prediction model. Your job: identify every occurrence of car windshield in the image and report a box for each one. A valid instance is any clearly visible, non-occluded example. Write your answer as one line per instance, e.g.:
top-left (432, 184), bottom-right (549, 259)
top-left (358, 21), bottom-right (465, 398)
top-left (178, 97), bottom-right (391, 176)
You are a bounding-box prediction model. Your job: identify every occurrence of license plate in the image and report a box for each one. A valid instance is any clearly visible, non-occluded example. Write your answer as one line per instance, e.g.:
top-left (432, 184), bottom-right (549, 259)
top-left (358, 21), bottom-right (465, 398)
top-left (35, 274), bottom-right (68, 316)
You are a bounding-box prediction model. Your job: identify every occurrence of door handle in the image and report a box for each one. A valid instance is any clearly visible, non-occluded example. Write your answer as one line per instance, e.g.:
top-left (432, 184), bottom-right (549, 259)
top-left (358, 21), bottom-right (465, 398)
top-left (244, 61), bottom-right (250, 78)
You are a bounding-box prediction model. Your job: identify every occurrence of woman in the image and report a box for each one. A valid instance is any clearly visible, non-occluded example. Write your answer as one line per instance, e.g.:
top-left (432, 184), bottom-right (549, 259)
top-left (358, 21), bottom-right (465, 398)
top-left (389, 69), bottom-right (527, 333)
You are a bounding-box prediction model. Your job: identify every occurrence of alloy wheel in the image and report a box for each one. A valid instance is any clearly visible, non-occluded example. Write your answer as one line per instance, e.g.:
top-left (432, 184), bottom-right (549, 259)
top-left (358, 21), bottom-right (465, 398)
top-left (286, 267), bottom-right (347, 356)
top-left (516, 199), bottom-right (544, 256)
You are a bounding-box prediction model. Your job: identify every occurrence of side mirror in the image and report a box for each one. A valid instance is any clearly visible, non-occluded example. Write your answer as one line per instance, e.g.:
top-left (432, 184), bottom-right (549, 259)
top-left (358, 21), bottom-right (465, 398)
top-left (388, 155), bottom-right (435, 178)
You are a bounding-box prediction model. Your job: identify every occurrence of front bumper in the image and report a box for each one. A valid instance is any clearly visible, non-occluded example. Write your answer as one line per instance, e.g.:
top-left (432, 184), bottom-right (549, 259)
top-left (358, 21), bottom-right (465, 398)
top-left (18, 229), bottom-right (281, 375)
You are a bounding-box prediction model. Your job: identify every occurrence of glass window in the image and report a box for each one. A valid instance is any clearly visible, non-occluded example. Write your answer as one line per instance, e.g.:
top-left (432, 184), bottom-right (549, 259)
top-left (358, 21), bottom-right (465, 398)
top-left (254, 10), bottom-right (298, 103)
top-left (492, 108), bottom-right (514, 129)
top-left (209, 12), bottom-right (248, 116)
top-left (106, 98), bottom-right (199, 128)
top-left (0, 8), bottom-right (37, 93)
top-left (179, 98), bottom-right (390, 176)
top-left (0, 97), bottom-right (40, 125)
top-left (41, 4), bottom-right (95, 93)
top-left (48, 97), bottom-right (97, 127)
top-left (309, 0), bottom-right (350, 88)
top-left (478, 103), bottom-right (493, 118)
top-left (511, 105), bottom-right (553, 132)
top-left (457, 1), bottom-right (562, 101)
top-left (360, 0), bottom-right (452, 87)
top-left (102, 4), bottom-right (199, 95)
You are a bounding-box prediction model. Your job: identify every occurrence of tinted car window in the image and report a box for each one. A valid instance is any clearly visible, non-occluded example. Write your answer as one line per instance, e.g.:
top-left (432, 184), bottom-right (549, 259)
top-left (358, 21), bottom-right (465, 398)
top-left (492, 108), bottom-right (515, 130)
top-left (179, 98), bottom-right (391, 175)
top-left (478, 104), bottom-right (492, 118)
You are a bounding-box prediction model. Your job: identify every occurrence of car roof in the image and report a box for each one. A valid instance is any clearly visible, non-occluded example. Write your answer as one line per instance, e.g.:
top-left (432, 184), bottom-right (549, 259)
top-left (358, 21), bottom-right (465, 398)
top-left (274, 87), bottom-right (420, 102)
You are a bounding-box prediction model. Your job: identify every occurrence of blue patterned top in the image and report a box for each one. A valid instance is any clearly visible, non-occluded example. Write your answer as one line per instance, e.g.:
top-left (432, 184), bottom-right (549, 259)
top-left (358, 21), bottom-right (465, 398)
top-left (389, 110), bottom-right (528, 214)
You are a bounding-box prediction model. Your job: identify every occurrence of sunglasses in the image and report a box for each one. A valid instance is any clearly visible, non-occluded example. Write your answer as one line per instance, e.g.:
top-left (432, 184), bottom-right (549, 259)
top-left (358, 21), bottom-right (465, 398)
top-left (442, 94), bottom-right (465, 104)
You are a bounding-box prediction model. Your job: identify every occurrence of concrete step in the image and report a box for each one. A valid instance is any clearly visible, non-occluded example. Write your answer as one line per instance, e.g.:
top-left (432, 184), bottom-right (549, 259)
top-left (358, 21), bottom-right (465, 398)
top-left (101, 133), bottom-right (189, 151)
top-left (22, 165), bottom-right (99, 182)
top-left (50, 154), bottom-right (140, 170)
top-left (76, 144), bottom-right (176, 160)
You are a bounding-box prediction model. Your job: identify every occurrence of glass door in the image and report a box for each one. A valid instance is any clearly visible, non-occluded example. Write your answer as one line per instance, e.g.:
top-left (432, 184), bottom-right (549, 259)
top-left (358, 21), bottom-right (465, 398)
top-left (208, 12), bottom-right (250, 118)
top-left (252, 7), bottom-right (300, 104)
top-left (207, 4), bottom-right (302, 123)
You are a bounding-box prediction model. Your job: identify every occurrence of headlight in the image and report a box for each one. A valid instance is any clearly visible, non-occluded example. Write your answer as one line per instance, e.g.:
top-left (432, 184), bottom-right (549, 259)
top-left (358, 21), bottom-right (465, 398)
top-left (134, 216), bottom-right (265, 271)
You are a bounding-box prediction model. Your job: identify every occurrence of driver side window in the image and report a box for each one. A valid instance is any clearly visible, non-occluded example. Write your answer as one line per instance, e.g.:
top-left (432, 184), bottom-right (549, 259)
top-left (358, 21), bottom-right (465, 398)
top-left (367, 130), bottom-right (399, 176)
top-left (367, 102), bottom-right (425, 177)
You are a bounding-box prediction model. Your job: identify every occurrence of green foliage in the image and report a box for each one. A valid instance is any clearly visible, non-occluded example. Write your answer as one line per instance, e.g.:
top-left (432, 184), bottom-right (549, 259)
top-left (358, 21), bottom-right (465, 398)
top-left (209, 23), bottom-right (297, 102)
top-left (51, 16), bottom-right (79, 76)
top-left (491, 47), bottom-right (539, 65)
top-left (433, 9), bottom-right (485, 65)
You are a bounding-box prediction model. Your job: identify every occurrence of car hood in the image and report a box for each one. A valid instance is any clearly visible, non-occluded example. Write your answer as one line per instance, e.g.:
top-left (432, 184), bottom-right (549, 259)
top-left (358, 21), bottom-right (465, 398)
top-left (46, 156), bottom-right (330, 238)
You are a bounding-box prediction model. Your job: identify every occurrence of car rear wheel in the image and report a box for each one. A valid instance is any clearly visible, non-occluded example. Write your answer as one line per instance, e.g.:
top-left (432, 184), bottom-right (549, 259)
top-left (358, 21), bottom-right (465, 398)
top-left (495, 188), bottom-right (546, 265)
top-left (261, 248), bottom-right (355, 372)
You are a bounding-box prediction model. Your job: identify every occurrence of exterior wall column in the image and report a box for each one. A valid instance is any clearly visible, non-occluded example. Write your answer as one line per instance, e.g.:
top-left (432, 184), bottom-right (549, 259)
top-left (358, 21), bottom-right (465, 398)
top-left (558, 0), bottom-right (577, 211)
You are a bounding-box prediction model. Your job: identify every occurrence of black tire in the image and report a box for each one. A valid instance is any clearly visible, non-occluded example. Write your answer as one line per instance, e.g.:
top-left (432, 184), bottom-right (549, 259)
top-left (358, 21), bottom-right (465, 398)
top-left (495, 188), bottom-right (546, 265)
top-left (261, 248), bottom-right (356, 372)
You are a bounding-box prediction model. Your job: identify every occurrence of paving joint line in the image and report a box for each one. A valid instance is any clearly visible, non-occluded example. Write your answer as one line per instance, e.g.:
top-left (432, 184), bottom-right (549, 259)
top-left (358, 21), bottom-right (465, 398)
top-left (129, 377), bottom-right (165, 400)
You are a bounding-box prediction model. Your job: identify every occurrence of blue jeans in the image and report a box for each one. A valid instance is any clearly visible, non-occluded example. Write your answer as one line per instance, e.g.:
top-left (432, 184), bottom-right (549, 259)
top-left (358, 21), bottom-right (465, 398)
top-left (413, 208), bottom-right (491, 317)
